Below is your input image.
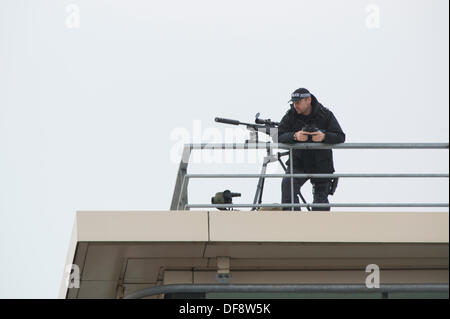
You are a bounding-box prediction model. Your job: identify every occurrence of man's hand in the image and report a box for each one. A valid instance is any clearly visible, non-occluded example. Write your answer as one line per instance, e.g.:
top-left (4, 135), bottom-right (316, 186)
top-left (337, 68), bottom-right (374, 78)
top-left (294, 130), bottom-right (310, 142)
top-left (309, 130), bottom-right (326, 142)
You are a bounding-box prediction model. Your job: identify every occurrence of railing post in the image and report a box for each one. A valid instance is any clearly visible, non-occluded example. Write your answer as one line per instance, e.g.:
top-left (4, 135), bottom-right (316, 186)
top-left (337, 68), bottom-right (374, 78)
top-left (170, 145), bottom-right (191, 210)
top-left (289, 147), bottom-right (294, 211)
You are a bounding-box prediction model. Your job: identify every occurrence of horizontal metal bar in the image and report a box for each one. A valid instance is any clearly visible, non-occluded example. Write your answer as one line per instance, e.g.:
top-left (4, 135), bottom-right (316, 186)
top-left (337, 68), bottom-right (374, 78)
top-left (187, 203), bottom-right (450, 208)
top-left (186, 173), bottom-right (449, 178)
top-left (124, 283), bottom-right (449, 299)
top-left (186, 143), bottom-right (449, 150)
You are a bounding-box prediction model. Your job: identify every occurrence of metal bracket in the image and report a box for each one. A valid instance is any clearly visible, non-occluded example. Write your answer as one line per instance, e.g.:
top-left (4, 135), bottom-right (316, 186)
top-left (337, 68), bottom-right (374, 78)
top-left (215, 256), bottom-right (232, 283)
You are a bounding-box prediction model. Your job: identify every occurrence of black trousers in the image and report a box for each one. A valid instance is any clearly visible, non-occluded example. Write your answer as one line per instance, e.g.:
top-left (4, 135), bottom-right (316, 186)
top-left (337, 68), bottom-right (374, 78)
top-left (281, 167), bottom-right (331, 211)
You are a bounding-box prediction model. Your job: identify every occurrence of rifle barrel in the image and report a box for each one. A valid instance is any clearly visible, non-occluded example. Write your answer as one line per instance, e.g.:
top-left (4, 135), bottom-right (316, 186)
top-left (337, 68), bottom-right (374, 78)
top-left (215, 117), bottom-right (241, 126)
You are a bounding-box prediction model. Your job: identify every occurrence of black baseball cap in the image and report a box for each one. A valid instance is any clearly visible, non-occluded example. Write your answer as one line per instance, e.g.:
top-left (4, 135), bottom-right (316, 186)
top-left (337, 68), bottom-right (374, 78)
top-left (289, 88), bottom-right (312, 103)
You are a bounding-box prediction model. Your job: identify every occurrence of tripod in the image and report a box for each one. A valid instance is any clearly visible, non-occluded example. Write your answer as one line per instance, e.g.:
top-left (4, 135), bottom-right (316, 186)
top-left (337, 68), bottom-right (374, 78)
top-left (214, 114), bottom-right (311, 211)
top-left (251, 143), bottom-right (311, 211)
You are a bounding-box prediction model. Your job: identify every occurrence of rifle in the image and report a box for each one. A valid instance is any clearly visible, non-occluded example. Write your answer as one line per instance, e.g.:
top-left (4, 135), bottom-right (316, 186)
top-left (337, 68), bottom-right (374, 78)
top-left (215, 113), bottom-right (279, 143)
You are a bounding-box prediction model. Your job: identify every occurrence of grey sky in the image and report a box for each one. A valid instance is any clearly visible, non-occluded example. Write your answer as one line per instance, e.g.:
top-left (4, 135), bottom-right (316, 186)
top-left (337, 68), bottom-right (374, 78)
top-left (0, 0), bottom-right (448, 298)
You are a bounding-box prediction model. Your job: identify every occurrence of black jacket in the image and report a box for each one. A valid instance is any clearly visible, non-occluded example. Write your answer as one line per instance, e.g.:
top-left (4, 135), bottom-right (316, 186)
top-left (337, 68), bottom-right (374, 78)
top-left (277, 96), bottom-right (345, 173)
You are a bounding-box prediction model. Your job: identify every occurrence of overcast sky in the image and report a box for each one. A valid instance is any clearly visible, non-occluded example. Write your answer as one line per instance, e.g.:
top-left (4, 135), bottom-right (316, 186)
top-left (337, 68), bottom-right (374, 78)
top-left (0, 0), bottom-right (448, 298)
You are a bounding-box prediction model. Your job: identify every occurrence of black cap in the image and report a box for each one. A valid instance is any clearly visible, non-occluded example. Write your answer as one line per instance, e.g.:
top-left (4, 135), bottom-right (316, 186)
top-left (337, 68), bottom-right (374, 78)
top-left (289, 88), bottom-right (312, 103)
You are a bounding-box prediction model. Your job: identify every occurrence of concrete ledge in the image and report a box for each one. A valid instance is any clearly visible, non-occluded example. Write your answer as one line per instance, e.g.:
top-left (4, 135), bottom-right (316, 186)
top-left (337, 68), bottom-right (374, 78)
top-left (76, 211), bottom-right (209, 242)
top-left (74, 210), bottom-right (449, 243)
top-left (209, 211), bottom-right (449, 243)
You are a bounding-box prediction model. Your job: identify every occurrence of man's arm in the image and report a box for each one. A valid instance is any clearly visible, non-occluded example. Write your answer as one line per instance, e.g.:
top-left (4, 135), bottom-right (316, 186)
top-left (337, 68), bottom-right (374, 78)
top-left (323, 112), bottom-right (345, 144)
top-left (277, 112), bottom-right (296, 144)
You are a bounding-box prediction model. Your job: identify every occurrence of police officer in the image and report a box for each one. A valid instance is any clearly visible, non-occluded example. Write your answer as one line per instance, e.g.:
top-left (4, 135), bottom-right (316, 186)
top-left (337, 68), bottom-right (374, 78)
top-left (278, 88), bottom-right (345, 211)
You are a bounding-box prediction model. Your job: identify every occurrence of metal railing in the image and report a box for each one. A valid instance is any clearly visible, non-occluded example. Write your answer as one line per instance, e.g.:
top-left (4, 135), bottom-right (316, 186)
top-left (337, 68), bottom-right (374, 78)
top-left (170, 143), bottom-right (449, 211)
top-left (124, 283), bottom-right (449, 299)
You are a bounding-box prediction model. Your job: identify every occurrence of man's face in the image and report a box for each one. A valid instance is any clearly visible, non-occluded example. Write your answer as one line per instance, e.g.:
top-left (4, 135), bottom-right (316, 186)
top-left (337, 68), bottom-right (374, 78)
top-left (293, 97), bottom-right (311, 114)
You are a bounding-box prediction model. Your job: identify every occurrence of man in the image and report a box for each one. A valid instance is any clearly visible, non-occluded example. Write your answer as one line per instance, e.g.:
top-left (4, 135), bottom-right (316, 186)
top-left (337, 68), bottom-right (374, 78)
top-left (277, 88), bottom-right (345, 211)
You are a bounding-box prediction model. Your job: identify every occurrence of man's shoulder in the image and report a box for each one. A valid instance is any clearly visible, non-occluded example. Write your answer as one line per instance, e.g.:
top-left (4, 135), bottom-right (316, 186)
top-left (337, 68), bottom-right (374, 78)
top-left (310, 103), bottom-right (335, 127)
top-left (317, 102), bottom-right (332, 114)
top-left (282, 107), bottom-right (295, 118)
